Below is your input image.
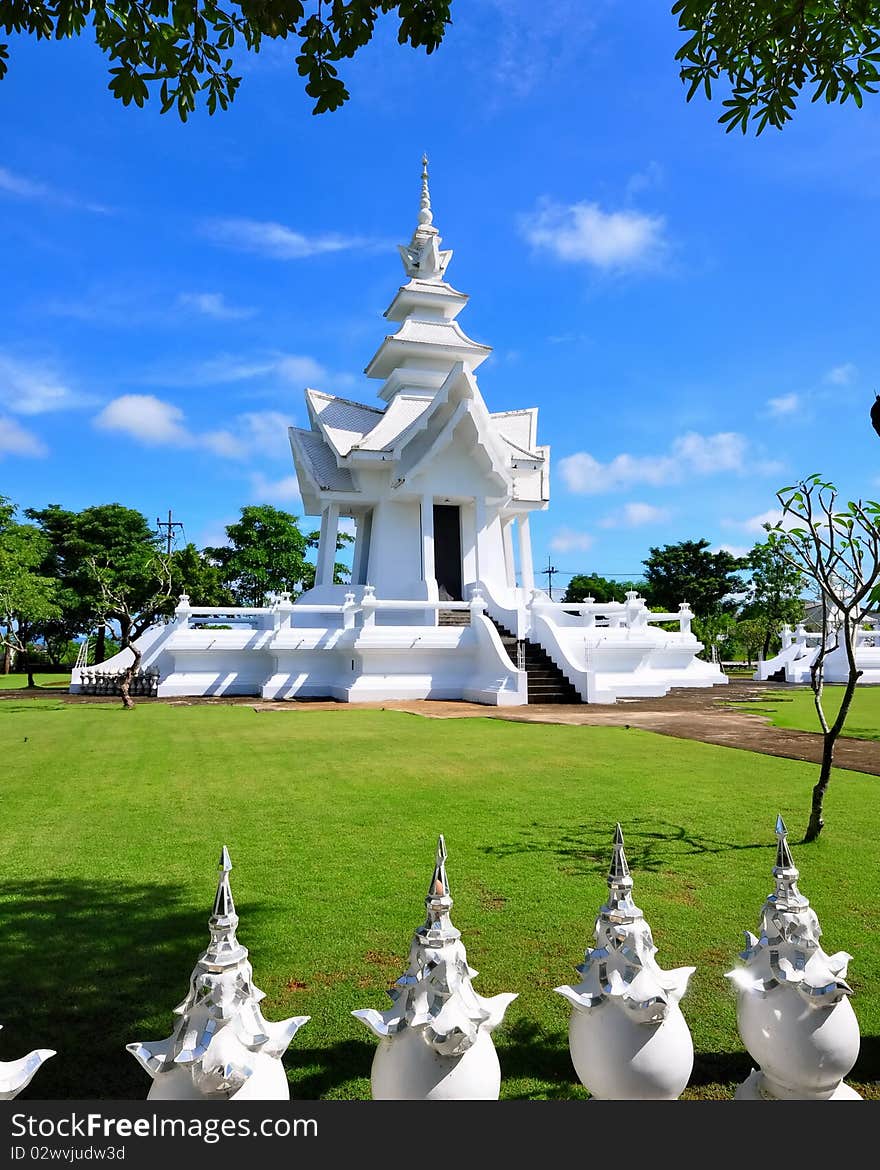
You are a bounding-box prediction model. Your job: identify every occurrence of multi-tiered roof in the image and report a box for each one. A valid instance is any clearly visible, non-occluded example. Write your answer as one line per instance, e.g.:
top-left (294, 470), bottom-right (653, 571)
top-left (289, 157), bottom-right (548, 513)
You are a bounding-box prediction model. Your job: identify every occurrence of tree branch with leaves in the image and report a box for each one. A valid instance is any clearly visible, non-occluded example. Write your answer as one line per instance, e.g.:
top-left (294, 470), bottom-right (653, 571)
top-left (766, 474), bottom-right (880, 841)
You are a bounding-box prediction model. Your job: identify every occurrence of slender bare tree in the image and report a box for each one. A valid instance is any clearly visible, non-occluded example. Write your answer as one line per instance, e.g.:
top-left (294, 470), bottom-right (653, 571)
top-left (766, 475), bottom-right (880, 841)
top-left (88, 552), bottom-right (174, 710)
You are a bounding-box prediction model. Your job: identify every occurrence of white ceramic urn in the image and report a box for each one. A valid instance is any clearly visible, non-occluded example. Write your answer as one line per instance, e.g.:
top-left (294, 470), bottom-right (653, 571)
top-left (128, 847), bottom-right (309, 1100)
top-left (353, 835), bottom-right (517, 1100)
top-left (556, 824), bottom-right (695, 1100)
top-left (728, 816), bottom-right (862, 1101)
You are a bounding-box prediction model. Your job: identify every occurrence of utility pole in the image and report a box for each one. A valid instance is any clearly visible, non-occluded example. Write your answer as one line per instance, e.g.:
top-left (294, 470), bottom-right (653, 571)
top-left (543, 554), bottom-right (557, 600)
top-left (156, 509), bottom-right (184, 557)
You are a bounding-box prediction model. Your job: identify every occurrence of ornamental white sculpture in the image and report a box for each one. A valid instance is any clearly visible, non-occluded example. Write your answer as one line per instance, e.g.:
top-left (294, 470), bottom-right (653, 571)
top-left (0, 1026), bottom-right (54, 1100)
top-left (127, 847), bottom-right (309, 1100)
top-left (352, 835), bottom-right (517, 1099)
top-left (555, 824), bottom-right (695, 1100)
top-left (728, 816), bottom-right (862, 1101)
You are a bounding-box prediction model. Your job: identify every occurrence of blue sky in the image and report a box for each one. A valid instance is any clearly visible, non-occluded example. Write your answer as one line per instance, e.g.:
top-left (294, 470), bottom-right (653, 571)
top-left (1, 2), bottom-right (878, 592)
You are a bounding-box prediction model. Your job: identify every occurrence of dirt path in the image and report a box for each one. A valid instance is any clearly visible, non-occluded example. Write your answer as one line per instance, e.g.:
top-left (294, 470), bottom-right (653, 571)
top-left (4, 678), bottom-right (878, 776)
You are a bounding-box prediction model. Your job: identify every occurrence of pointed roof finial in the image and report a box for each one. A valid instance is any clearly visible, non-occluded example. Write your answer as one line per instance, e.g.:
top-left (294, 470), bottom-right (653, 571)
top-left (418, 153), bottom-right (433, 227)
top-left (774, 814), bottom-right (796, 873)
top-left (212, 845), bottom-right (236, 921)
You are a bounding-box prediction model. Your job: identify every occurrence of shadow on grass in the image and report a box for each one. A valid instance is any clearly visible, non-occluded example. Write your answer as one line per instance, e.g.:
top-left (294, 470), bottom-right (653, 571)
top-left (480, 818), bottom-right (769, 877)
top-left (0, 878), bottom-right (274, 1100)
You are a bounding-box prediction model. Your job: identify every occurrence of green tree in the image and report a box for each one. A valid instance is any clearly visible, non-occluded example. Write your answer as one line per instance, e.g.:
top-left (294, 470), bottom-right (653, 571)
top-left (30, 504), bottom-right (166, 661)
top-left (0, 1), bottom-right (451, 118)
top-left (675, 1), bottom-right (880, 134)
top-left (205, 504), bottom-right (350, 605)
top-left (167, 543), bottom-right (235, 611)
top-left (766, 474), bottom-right (880, 842)
top-left (0, 499), bottom-right (60, 687)
top-left (87, 546), bottom-right (174, 709)
top-left (642, 539), bottom-right (746, 615)
top-left (739, 539), bottom-right (806, 657)
top-left (563, 573), bottom-right (650, 605)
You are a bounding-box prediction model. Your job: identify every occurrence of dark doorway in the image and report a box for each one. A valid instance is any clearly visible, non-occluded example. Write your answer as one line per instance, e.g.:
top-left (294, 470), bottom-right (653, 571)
top-left (433, 504), bottom-right (463, 600)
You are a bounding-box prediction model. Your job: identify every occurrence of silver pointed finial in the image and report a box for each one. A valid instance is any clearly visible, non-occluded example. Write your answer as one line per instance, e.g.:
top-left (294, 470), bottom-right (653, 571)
top-left (774, 815), bottom-right (796, 873)
top-left (609, 823), bottom-right (631, 883)
top-left (418, 153), bottom-right (433, 227)
top-left (429, 833), bottom-right (449, 898)
top-left (212, 845), bottom-right (236, 922)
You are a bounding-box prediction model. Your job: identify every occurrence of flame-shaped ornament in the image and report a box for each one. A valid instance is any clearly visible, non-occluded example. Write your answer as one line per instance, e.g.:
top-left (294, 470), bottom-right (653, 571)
top-left (555, 824), bottom-right (695, 1099)
top-left (353, 835), bottom-right (517, 1099)
top-left (127, 847), bottom-right (309, 1099)
top-left (0, 1025), bottom-right (55, 1100)
top-left (728, 816), bottom-right (861, 1100)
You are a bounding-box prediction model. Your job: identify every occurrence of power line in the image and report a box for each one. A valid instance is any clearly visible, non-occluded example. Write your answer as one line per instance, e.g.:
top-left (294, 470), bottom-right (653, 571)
top-left (543, 554), bottom-right (558, 600)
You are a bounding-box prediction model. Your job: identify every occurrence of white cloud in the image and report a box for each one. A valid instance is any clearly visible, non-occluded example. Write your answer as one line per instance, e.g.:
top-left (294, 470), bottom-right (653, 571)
top-left (0, 354), bottom-right (94, 415)
top-left (766, 392), bottom-right (800, 416)
top-left (825, 362), bottom-right (857, 385)
top-left (550, 527), bottom-right (594, 553)
top-left (161, 352), bottom-right (327, 389)
top-left (204, 218), bottom-right (376, 260)
top-left (0, 416), bottom-right (47, 458)
top-left (94, 397), bottom-right (295, 464)
top-left (249, 473), bottom-right (302, 504)
top-left (729, 508), bottom-right (802, 535)
top-left (94, 394), bottom-right (190, 445)
top-left (559, 431), bottom-right (752, 495)
top-left (713, 543), bottom-right (750, 559)
top-left (599, 502), bottom-right (671, 529)
top-left (177, 292), bottom-right (256, 321)
top-left (203, 411), bottom-right (296, 462)
top-left (0, 166), bottom-right (109, 213)
top-left (520, 199), bottom-right (666, 270)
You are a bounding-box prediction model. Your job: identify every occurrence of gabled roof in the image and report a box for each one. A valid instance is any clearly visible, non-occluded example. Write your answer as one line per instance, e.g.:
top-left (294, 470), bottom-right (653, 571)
top-left (306, 389), bottom-right (382, 458)
top-left (353, 393), bottom-right (433, 453)
top-left (289, 427), bottom-right (356, 492)
top-left (491, 408), bottom-right (540, 458)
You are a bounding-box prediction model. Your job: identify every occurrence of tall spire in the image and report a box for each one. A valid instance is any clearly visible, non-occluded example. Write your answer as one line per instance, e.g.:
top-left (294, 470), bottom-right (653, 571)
top-left (398, 154), bottom-right (452, 281)
top-left (418, 153), bottom-right (433, 227)
top-left (204, 845), bottom-right (248, 968)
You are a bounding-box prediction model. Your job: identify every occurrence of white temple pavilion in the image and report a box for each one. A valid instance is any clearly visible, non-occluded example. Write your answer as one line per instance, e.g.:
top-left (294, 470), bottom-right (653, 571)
top-left (72, 160), bottom-right (725, 706)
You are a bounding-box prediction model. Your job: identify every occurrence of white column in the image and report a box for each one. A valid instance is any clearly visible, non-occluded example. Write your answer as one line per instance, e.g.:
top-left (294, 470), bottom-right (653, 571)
top-left (502, 517), bottom-right (516, 588)
top-left (316, 503), bottom-right (340, 586)
top-left (474, 497), bottom-right (487, 585)
top-left (350, 514), bottom-right (364, 585)
top-left (421, 495), bottom-right (435, 584)
top-left (517, 514), bottom-right (535, 592)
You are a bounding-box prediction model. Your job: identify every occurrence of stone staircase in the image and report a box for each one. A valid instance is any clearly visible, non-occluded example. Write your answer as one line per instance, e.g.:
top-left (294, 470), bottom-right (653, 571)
top-left (488, 618), bottom-right (582, 704)
top-left (438, 609), bottom-right (471, 627)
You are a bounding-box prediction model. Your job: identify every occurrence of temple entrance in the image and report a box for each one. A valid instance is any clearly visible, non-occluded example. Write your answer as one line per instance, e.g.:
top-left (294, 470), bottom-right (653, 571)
top-left (433, 504), bottom-right (463, 601)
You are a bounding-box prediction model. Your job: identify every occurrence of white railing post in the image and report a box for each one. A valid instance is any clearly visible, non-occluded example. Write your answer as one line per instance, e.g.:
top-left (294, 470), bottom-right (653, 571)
top-left (678, 602), bottom-right (693, 636)
top-left (780, 623), bottom-right (793, 649)
top-left (362, 585), bottom-right (377, 628)
top-left (276, 591), bottom-right (294, 631)
top-left (343, 591), bottom-right (358, 630)
top-left (175, 593), bottom-right (191, 629)
top-left (582, 596), bottom-right (596, 629)
top-left (470, 585), bottom-right (486, 626)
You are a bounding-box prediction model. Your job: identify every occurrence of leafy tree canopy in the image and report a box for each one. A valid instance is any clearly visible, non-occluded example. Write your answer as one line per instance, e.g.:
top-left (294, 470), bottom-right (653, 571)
top-left (642, 538), bottom-right (746, 615)
top-left (675, 1), bottom-right (880, 134)
top-left (0, 1), bottom-right (452, 119)
top-left (0, 498), bottom-right (61, 681)
top-left (206, 504), bottom-right (325, 605)
top-left (739, 539), bottom-right (806, 655)
top-left (563, 573), bottom-right (650, 605)
top-left (4, 2), bottom-right (877, 131)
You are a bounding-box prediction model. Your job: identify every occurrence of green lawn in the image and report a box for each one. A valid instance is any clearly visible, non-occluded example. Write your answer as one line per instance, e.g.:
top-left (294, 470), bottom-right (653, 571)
top-left (739, 685), bottom-right (880, 742)
top-left (1, 699), bottom-right (878, 1101)
top-left (0, 673), bottom-right (70, 690)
